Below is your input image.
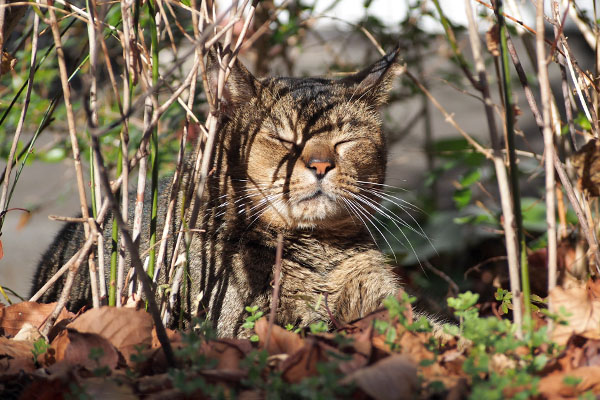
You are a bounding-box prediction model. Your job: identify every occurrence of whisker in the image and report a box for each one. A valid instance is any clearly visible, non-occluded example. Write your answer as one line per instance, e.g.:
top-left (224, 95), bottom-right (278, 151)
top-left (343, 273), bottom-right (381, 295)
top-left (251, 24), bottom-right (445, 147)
top-left (344, 190), bottom-right (429, 267)
top-left (356, 186), bottom-right (422, 214)
top-left (350, 191), bottom-right (425, 238)
top-left (342, 195), bottom-right (397, 261)
top-left (355, 180), bottom-right (408, 192)
top-left (340, 197), bottom-right (379, 247)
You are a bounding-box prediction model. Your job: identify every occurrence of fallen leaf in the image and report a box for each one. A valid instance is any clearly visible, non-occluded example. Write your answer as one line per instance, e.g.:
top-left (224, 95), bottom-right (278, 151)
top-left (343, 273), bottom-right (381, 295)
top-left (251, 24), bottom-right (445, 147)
top-left (52, 328), bottom-right (121, 370)
top-left (279, 339), bottom-right (325, 383)
top-left (0, 302), bottom-right (74, 337)
top-left (204, 339), bottom-right (249, 370)
top-left (538, 366), bottom-right (600, 398)
top-left (0, 337), bottom-right (36, 374)
top-left (67, 307), bottom-right (152, 365)
top-left (342, 354), bottom-right (419, 400)
top-left (13, 322), bottom-right (42, 342)
top-left (151, 326), bottom-right (181, 348)
top-left (70, 376), bottom-right (137, 399)
top-left (255, 318), bottom-right (304, 355)
top-left (550, 282), bottom-right (600, 345)
top-left (581, 339), bottom-right (600, 367)
top-left (337, 324), bottom-right (373, 374)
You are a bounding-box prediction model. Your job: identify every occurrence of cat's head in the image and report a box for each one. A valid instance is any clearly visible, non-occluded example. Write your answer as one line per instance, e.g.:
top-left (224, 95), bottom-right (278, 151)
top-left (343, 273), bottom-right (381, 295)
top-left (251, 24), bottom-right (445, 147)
top-left (208, 48), bottom-right (400, 232)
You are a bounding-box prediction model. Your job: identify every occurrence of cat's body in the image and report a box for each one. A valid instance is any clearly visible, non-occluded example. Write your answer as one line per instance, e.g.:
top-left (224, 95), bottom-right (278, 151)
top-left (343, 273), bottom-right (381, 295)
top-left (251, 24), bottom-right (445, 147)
top-left (32, 49), bottom-right (402, 337)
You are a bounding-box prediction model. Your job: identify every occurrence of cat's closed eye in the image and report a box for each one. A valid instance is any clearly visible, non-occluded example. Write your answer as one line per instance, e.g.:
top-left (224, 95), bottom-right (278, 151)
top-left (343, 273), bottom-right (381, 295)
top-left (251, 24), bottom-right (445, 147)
top-left (333, 139), bottom-right (355, 154)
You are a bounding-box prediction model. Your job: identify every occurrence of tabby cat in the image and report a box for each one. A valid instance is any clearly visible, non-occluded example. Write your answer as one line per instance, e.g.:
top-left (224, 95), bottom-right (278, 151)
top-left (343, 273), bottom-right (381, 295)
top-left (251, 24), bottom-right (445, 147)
top-left (32, 48), bottom-right (403, 337)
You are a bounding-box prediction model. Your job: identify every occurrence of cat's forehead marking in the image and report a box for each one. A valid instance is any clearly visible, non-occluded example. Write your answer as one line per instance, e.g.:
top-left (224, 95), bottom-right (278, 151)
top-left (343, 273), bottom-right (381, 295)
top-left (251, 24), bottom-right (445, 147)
top-left (263, 76), bottom-right (352, 143)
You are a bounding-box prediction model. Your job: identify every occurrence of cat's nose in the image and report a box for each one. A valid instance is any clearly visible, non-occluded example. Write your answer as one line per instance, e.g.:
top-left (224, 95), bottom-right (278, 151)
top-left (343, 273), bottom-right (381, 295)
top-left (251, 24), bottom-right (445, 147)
top-left (307, 158), bottom-right (335, 179)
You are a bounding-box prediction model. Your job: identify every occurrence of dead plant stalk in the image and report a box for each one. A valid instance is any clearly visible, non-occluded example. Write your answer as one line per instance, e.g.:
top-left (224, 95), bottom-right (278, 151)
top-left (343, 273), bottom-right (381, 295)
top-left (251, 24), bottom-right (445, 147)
top-left (46, 5), bottom-right (90, 243)
top-left (85, 0), bottom-right (100, 308)
top-left (464, 0), bottom-right (523, 337)
top-left (541, 1), bottom-right (557, 309)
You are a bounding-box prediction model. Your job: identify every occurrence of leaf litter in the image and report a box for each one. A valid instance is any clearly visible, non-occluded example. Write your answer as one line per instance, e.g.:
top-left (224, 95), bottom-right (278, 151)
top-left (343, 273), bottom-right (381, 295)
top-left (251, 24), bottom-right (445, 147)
top-left (0, 284), bottom-right (600, 398)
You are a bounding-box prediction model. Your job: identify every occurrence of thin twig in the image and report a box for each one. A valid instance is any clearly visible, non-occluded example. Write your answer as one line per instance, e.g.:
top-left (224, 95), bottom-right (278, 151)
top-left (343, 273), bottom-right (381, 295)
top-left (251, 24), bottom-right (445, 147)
top-left (541, 1), bottom-right (558, 320)
top-left (85, 0), bottom-right (100, 309)
top-left (46, 2), bottom-right (91, 245)
top-left (0, 11), bottom-right (39, 225)
top-left (265, 233), bottom-right (284, 350)
top-left (404, 70), bottom-right (492, 159)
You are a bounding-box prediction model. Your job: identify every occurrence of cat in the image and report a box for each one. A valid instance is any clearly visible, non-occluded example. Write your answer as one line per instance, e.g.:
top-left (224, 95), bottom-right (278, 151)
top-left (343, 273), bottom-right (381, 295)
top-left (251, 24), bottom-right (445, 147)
top-left (32, 47), bottom-right (404, 337)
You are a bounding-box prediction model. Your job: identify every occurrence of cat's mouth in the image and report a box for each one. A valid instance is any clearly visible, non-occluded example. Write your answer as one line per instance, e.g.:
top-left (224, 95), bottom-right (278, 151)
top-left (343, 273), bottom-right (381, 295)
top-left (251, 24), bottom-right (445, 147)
top-left (297, 189), bottom-right (335, 203)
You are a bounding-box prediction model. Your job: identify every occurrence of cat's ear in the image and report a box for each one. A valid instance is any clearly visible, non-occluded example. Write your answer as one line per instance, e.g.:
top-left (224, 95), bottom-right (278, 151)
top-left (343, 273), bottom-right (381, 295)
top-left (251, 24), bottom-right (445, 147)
top-left (206, 49), bottom-right (258, 116)
top-left (340, 47), bottom-right (400, 107)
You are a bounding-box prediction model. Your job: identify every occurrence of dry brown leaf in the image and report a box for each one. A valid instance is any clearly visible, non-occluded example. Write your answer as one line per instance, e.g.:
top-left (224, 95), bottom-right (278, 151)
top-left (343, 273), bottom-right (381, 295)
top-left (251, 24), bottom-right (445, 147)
top-left (0, 302), bottom-right (74, 337)
top-left (580, 339), bottom-right (600, 367)
top-left (255, 318), bottom-right (304, 355)
top-left (13, 322), bottom-right (42, 342)
top-left (280, 339), bottom-right (325, 383)
top-left (551, 281), bottom-right (600, 345)
top-left (0, 337), bottom-right (36, 374)
top-left (538, 366), bottom-right (600, 398)
top-left (203, 340), bottom-right (249, 370)
top-left (16, 211), bottom-right (32, 230)
top-left (75, 377), bottom-right (137, 399)
top-left (67, 306), bottom-right (153, 365)
top-left (52, 328), bottom-right (121, 370)
top-left (0, 51), bottom-right (16, 75)
top-left (338, 324), bottom-right (373, 374)
top-left (486, 24), bottom-right (500, 57)
top-left (570, 139), bottom-right (600, 197)
top-left (342, 354), bottom-right (419, 400)
top-left (18, 374), bottom-right (72, 400)
top-left (19, 366), bottom-right (136, 400)
top-left (151, 326), bottom-right (182, 348)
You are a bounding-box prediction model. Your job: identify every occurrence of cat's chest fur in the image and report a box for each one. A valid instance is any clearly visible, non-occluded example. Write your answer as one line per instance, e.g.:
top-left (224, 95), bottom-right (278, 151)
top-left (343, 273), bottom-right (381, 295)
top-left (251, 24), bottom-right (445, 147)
top-left (185, 187), bottom-right (381, 336)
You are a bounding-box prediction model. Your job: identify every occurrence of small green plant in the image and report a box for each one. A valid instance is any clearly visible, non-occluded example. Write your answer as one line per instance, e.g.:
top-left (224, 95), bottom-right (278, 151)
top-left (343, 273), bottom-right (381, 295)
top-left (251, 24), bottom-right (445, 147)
top-left (242, 305), bottom-right (264, 342)
top-left (285, 323), bottom-right (301, 334)
top-left (495, 288), bottom-right (513, 314)
top-left (442, 292), bottom-right (562, 400)
top-left (31, 337), bottom-right (49, 366)
top-left (372, 293), bottom-right (432, 350)
top-left (308, 321), bottom-right (328, 334)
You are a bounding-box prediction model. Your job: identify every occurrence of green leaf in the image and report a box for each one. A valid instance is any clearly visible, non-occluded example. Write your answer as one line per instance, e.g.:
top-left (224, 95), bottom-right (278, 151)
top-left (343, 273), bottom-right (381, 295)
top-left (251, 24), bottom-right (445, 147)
top-left (459, 169), bottom-right (481, 187)
top-left (574, 112), bottom-right (592, 131)
top-left (447, 291), bottom-right (479, 311)
top-left (453, 188), bottom-right (472, 209)
top-left (433, 137), bottom-right (471, 154)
